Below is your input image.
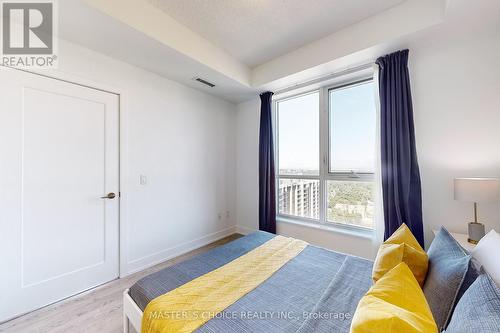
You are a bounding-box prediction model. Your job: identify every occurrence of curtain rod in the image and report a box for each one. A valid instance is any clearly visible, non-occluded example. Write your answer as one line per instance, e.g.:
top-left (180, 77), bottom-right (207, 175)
top-left (272, 62), bottom-right (375, 96)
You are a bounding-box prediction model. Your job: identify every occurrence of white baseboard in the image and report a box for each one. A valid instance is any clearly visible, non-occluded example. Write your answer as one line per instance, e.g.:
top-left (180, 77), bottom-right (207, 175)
top-left (235, 225), bottom-right (257, 235)
top-left (123, 226), bottom-right (237, 276)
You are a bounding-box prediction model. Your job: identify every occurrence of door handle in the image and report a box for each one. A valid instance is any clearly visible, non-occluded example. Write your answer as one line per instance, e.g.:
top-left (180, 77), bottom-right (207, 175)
top-left (100, 192), bottom-right (116, 199)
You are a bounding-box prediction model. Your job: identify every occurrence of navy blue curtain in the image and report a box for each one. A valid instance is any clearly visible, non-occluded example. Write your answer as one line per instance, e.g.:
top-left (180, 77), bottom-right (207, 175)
top-left (376, 49), bottom-right (424, 247)
top-left (259, 92), bottom-right (276, 234)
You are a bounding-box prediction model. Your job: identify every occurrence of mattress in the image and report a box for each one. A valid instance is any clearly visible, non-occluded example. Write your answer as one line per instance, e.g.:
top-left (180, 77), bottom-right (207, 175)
top-left (129, 231), bottom-right (373, 332)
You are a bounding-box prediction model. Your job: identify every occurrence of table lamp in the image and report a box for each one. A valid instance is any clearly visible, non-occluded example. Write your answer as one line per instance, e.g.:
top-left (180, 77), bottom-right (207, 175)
top-left (454, 178), bottom-right (500, 244)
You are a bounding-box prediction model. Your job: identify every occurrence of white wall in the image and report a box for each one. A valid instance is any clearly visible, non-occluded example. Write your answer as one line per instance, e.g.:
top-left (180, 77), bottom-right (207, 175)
top-left (235, 99), bottom-right (260, 236)
top-left (51, 39), bottom-right (237, 275)
top-left (410, 16), bottom-right (500, 248)
top-left (235, 17), bottom-right (500, 255)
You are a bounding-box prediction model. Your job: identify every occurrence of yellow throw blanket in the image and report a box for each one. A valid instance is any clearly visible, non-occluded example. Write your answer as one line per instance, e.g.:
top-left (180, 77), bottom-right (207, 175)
top-left (141, 235), bottom-right (308, 333)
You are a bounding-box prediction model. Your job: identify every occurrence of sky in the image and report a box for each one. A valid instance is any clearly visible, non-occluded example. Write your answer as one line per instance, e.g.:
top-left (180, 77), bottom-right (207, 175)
top-left (278, 81), bottom-right (376, 174)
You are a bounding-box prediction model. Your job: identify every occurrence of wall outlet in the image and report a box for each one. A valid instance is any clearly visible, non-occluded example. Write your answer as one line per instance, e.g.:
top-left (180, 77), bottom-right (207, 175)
top-left (139, 175), bottom-right (147, 185)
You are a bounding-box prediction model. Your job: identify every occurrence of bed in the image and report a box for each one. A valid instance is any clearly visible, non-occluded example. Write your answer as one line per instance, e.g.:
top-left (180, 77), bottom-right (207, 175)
top-left (123, 231), bottom-right (373, 333)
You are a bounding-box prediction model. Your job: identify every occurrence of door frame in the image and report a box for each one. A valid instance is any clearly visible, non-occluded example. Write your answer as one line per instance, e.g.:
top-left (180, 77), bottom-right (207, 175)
top-left (3, 66), bottom-right (130, 278)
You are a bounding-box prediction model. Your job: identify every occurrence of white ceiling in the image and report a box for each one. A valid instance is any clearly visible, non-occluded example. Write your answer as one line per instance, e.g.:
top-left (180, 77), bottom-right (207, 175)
top-left (59, 0), bottom-right (257, 103)
top-left (148, 0), bottom-right (405, 67)
top-left (60, 0), bottom-right (453, 103)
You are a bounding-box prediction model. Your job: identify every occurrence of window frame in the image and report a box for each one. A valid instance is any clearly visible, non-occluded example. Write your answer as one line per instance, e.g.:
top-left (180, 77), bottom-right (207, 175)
top-left (274, 75), bottom-right (376, 234)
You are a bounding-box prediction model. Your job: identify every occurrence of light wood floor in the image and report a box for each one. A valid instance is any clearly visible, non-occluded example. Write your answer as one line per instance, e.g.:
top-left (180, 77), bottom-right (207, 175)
top-left (0, 234), bottom-right (242, 333)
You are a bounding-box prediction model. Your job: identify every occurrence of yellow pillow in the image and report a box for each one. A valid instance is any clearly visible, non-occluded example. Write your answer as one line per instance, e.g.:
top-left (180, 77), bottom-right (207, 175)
top-left (372, 223), bottom-right (428, 286)
top-left (351, 262), bottom-right (438, 333)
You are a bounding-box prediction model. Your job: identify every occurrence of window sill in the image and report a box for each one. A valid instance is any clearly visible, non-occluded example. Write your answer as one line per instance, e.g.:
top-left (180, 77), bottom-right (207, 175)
top-left (276, 216), bottom-right (374, 240)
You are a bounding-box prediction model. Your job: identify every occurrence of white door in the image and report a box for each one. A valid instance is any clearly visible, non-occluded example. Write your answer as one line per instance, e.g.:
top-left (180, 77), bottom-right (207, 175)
top-left (0, 67), bottom-right (120, 322)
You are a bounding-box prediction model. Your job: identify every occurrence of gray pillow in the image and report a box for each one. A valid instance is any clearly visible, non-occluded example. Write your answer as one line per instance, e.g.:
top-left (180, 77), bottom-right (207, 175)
top-left (444, 272), bottom-right (500, 333)
top-left (423, 227), bottom-right (475, 331)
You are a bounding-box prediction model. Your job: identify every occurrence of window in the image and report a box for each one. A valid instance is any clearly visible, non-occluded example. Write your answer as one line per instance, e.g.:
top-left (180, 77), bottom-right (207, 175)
top-left (278, 92), bottom-right (319, 176)
top-left (277, 92), bottom-right (320, 221)
top-left (329, 82), bottom-right (376, 173)
top-left (276, 79), bottom-right (376, 230)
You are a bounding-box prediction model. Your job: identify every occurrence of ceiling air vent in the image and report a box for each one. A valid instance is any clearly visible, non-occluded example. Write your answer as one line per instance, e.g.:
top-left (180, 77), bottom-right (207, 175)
top-left (193, 77), bottom-right (215, 88)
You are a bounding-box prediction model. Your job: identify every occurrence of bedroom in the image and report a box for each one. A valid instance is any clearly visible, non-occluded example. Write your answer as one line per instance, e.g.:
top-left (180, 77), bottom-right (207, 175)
top-left (0, 0), bottom-right (499, 332)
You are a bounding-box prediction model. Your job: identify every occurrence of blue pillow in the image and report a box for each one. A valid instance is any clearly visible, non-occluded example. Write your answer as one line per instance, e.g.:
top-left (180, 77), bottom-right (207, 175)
top-left (423, 227), bottom-right (477, 331)
top-left (444, 272), bottom-right (500, 333)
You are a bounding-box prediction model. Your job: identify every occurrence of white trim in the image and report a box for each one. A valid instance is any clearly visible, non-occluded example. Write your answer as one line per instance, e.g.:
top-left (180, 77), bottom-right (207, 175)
top-left (123, 289), bottom-right (143, 333)
top-left (273, 63), bottom-right (374, 96)
top-left (124, 226), bottom-right (237, 276)
top-left (372, 64), bottom-right (385, 245)
top-left (272, 66), bottom-right (373, 102)
top-left (235, 225), bottom-right (257, 235)
top-left (277, 217), bottom-right (373, 240)
top-left (319, 85), bottom-right (327, 224)
top-left (276, 174), bottom-right (319, 180)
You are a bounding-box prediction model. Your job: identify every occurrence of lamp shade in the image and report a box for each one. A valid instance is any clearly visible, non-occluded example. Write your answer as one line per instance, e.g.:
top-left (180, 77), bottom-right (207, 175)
top-left (454, 178), bottom-right (500, 203)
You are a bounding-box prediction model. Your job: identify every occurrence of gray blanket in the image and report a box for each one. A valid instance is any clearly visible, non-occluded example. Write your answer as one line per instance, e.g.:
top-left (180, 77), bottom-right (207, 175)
top-left (129, 231), bottom-right (373, 332)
